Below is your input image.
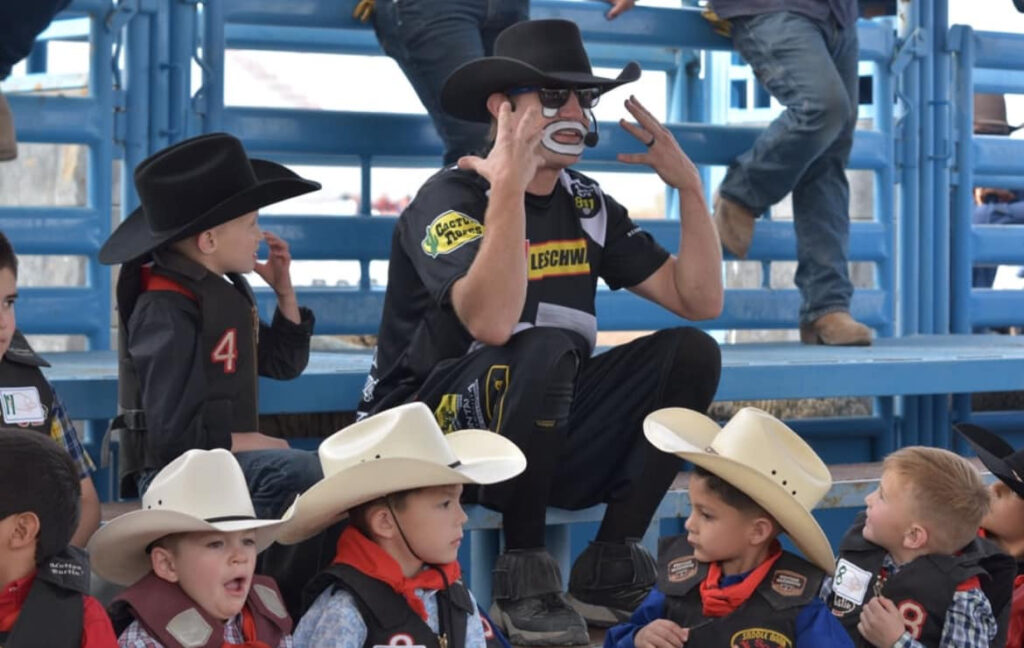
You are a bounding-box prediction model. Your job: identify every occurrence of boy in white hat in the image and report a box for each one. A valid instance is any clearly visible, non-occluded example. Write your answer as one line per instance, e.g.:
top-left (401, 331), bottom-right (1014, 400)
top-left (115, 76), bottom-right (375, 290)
top-left (0, 428), bottom-right (118, 647)
top-left (279, 402), bottom-right (526, 648)
top-left (88, 449), bottom-right (294, 647)
top-left (604, 407), bottom-right (852, 648)
top-left (826, 445), bottom-right (1014, 648)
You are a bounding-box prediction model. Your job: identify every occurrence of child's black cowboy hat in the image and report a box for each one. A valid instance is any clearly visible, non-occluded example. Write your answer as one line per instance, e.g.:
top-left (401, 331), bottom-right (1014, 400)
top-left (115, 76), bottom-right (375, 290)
top-left (955, 422), bottom-right (1024, 498)
top-left (99, 133), bottom-right (320, 265)
top-left (440, 19), bottom-right (640, 123)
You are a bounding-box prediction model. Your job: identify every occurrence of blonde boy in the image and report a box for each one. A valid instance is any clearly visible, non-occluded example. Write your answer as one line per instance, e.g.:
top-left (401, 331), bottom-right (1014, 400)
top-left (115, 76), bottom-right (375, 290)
top-left (278, 402), bottom-right (526, 648)
top-left (605, 407), bottom-right (853, 648)
top-left (828, 445), bottom-right (1015, 648)
top-left (88, 449), bottom-right (294, 648)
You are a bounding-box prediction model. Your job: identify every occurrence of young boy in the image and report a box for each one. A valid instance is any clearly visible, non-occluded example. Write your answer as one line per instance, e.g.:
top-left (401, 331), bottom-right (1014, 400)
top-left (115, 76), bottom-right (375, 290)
top-left (605, 407), bottom-right (853, 648)
top-left (956, 422), bottom-right (1024, 647)
top-left (827, 445), bottom-right (1015, 648)
top-left (277, 402), bottom-right (526, 648)
top-left (88, 448), bottom-right (294, 647)
top-left (0, 231), bottom-right (101, 546)
top-left (98, 132), bottom-right (323, 519)
top-left (0, 427), bottom-right (118, 647)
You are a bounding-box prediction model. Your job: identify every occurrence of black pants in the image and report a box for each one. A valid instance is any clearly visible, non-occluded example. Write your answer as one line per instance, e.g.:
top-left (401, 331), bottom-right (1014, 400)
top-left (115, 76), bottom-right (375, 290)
top-left (413, 326), bottom-right (722, 548)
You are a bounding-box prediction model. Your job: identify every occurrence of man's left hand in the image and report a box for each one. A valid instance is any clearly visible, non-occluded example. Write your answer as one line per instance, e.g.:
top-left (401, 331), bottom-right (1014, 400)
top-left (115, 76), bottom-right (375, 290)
top-left (602, 0), bottom-right (635, 20)
top-left (617, 95), bottom-right (700, 192)
top-left (858, 596), bottom-right (907, 648)
top-left (254, 231), bottom-right (295, 297)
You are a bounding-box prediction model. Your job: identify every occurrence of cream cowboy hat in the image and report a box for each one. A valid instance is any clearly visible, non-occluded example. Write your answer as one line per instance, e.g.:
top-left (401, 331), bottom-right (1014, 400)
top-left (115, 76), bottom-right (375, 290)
top-left (276, 402), bottom-right (527, 545)
top-left (644, 407), bottom-right (835, 574)
top-left (88, 449), bottom-right (289, 586)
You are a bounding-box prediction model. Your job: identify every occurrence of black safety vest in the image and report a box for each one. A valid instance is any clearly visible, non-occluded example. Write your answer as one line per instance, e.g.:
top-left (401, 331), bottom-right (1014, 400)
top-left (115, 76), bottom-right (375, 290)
top-left (305, 563), bottom-right (505, 648)
top-left (829, 513), bottom-right (1015, 647)
top-left (113, 250), bottom-right (259, 496)
top-left (657, 534), bottom-right (824, 648)
top-left (0, 330), bottom-right (56, 436)
top-left (0, 547), bottom-right (89, 648)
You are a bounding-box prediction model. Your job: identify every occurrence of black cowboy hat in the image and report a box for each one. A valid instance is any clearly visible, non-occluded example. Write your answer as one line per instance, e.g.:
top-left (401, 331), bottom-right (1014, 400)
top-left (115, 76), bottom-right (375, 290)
top-left (99, 133), bottom-right (320, 265)
top-left (955, 423), bottom-right (1024, 498)
top-left (440, 19), bottom-right (640, 123)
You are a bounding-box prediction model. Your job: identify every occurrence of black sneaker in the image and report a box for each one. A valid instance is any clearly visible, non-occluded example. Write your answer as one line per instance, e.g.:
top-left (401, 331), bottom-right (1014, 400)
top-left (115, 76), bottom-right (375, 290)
top-left (566, 539), bottom-right (656, 627)
top-left (489, 549), bottom-right (589, 646)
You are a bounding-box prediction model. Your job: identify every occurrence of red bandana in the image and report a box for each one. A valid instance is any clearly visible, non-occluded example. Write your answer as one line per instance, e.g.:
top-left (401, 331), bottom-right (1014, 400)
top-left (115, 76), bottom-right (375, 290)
top-left (332, 526), bottom-right (462, 621)
top-left (699, 542), bottom-right (782, 617)
top-left (0, 572), bottom-right (34, 633)
top-left (223, 608), bottom-right (272, 648)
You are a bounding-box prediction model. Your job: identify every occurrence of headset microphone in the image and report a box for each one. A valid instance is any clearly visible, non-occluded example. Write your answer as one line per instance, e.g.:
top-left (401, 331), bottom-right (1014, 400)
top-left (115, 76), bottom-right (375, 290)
top-left (583, 110), bottom-right (599, 147)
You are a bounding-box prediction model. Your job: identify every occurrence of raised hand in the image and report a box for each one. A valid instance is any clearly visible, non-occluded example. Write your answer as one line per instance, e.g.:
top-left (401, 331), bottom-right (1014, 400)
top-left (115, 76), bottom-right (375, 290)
top-left (457, 101), bottom-right (544, 194)
top-left (253, 231), bottom-right (295, 297)
top-left (617, 95), bottom-right (700, 192)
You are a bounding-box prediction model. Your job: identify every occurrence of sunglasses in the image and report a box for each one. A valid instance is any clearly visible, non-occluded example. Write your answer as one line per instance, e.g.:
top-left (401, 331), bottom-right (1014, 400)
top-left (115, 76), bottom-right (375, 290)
top-left (507, 86), bottom-right (602, 110)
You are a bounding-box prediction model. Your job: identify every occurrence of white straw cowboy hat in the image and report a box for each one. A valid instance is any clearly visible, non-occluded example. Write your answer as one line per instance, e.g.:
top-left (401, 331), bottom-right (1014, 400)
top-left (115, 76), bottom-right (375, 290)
top-left (88, 449), bottom-right (289, 586)
top-left (277, 402), bottom-right (527, 545)
top-left (644, 407), bottom-right (835, 573)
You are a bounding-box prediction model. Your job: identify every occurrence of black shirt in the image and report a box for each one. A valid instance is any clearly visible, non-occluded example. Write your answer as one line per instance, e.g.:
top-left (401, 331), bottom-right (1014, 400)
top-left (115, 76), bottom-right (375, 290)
top-left (359, 166), bottom-right (670, 415)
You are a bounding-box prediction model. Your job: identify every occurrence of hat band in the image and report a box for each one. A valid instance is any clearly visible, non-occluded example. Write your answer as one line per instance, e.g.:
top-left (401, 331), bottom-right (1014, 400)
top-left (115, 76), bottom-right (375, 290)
top-left (448, 460), bottom-right (461, 468)
top-left (204, 515), bottom-right (259, 523)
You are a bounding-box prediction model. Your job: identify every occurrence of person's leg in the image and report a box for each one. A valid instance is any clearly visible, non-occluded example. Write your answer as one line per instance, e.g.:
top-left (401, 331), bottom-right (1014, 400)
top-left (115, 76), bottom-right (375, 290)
top-left (792, 16), bottom-right (866, 343)
top-left (718, 12), bottom-right (854, 213)
top-left (414, 327), bottom-right (589, 645)
top-left (0, 0), bottom-right (72, 160)
top-left (233, 448), bottom-right (323, 520)
top-left (559, 328), bottom-right (721, 626)
top-left (371, 0), bottom-right (496, 164)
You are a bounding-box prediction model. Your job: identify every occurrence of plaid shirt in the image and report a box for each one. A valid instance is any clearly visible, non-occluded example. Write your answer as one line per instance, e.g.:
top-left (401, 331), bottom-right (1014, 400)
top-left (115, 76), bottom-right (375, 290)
top-left (49, 388), bottom-right (95, 480)
top-left (117, 616), bottom-right (293, 648)
top-left (824, 554), bottom-right (997, 648)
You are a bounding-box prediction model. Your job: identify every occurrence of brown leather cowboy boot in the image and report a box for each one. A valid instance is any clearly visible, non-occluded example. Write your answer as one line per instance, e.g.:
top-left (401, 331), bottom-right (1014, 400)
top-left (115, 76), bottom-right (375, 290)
top-left (799, 311), bottom-right (872, 346)
top-left (712, 194), bottom-right (755, 259)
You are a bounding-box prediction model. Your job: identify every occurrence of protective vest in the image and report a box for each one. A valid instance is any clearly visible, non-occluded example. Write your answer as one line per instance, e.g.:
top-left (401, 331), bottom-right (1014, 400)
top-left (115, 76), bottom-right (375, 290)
top-left (829, 514), bottom-right (1015, 647)
top-left (109, 573), bottom-right (290, 648)
top-left (657, 534), bottom-right (823, 648)
top-left (113, 249), bottom-right (258, 496)
top-left (305, 563), bottom-right (505, 648)
top-left (0, 330), bottom-right (55, 436)
top-left (0, 547), bottom-right (90, 648)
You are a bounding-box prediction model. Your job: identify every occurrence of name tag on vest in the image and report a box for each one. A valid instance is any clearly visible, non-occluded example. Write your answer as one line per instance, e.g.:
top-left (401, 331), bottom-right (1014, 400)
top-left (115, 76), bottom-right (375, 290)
top-left (0, 386), bottom-right (46, 424)
top-left (833, 558), bottom-right (873, 605)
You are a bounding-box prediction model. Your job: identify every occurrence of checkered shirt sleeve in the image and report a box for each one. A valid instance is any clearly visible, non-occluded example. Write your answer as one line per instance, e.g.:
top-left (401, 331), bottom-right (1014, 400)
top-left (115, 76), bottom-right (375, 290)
top-left (48, 388), bottom-right (96, 479)
top-left (117, 616), bottom-right (293, 647)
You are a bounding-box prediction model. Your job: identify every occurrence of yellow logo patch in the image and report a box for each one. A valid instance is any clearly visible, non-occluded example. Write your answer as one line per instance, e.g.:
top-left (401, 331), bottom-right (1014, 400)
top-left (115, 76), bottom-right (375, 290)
top-left (422, 211), bottom-right (484, 258)
top-left (434, 394), bottom-right (459, 433)
top-left (729, 628), bottom-right (792, 648)
top-left (528, 239), bottom-right (590, 280)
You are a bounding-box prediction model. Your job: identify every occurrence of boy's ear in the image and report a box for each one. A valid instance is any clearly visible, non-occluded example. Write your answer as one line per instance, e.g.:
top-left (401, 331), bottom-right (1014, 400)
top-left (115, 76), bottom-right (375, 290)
top-left (367, 504), bottom-right (399, 541)
top-left (150, 546), bottom-right (181, 583)
top-left (195, 229), bottom-right (217, 255)
top-left (6, 512), bottom-right (40, 551)
top-left (748, 515), bottom-right (776, 546)
top-left (904, 523), bottom-right (929, 550)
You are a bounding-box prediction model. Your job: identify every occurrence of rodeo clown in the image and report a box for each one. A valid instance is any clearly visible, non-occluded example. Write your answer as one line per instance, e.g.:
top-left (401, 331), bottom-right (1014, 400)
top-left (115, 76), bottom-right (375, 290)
top-left (356, 18), bottom-right (724, 645)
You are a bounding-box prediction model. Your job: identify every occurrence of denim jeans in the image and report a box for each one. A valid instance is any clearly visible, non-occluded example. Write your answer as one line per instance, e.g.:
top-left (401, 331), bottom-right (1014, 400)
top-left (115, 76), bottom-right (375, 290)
top-left (138, 448), bottom-right (323, 519)
top-left (373, 0), bottom-right (528, 165)
top-left (718, 11), bottom-right (859, 323)
top-left (0, 0), bottom-right (71, 79)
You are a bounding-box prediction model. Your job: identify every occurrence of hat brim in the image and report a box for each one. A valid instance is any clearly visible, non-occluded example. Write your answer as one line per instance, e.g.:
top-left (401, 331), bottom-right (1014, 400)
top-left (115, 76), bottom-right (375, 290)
top-left (99, 159), bottom-right (321, 265)
top-left (277, 428), bottom-right (526, 544)
top-left (644, 409), bottom-right (835, 574)
top-left (955, 423), bottom-right (1024, 498)
top-left (87, 509), bottom-right (288, 586)
top-left (441, 58), bottom-right (641, 123)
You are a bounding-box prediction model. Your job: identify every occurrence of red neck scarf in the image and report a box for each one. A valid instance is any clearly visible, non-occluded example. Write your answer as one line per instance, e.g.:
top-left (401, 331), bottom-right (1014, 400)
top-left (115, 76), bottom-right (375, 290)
top-left (699, 542), bottom-right (782, 617)
top-left (222, 608), bottom-right (272, 648)
top-left (332, 526), bottom-right (461, 621)
top-left (0, 572), bottom-right (34, 633)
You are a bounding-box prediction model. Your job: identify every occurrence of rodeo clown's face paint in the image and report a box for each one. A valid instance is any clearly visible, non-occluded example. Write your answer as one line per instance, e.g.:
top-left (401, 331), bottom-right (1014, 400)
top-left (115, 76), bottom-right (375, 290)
top-left (541, 109), bottom-right (587, 156)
